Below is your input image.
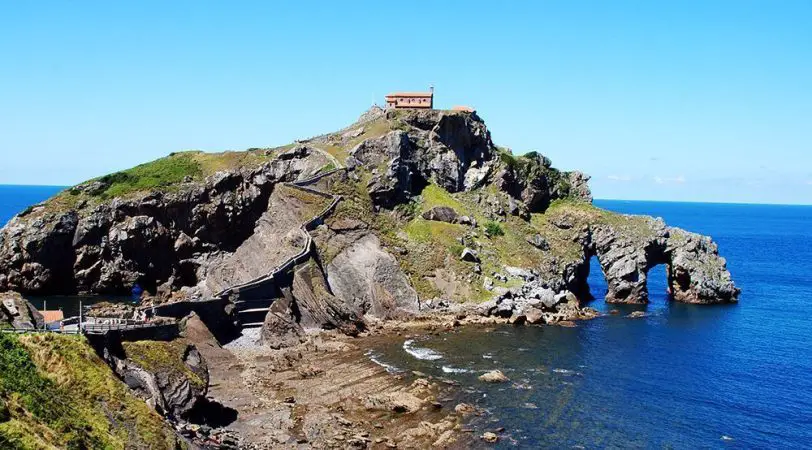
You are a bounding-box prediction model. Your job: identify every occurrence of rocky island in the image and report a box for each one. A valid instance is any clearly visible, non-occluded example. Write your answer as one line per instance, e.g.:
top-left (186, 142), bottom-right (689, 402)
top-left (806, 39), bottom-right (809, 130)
top-left (0, 107), bottom-right (738, 448)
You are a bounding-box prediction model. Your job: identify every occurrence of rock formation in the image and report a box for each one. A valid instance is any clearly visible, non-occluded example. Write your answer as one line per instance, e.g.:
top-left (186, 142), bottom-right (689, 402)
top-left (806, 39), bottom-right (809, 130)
top-left (0, 106), bottom-right (739, 350)
top-left (0, 146), bottom-right (328, 295)
top-left (327, 234), bottom-right (420, 319)
top-left (0, 291), bottom-right (44, 329)
top-left (114, 340), bottom-right (209, 420)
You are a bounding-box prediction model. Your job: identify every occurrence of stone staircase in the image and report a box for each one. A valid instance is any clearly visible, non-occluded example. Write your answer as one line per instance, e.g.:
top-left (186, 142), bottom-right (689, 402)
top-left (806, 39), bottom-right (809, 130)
top-left (218, 168), bottom-right (345, 329)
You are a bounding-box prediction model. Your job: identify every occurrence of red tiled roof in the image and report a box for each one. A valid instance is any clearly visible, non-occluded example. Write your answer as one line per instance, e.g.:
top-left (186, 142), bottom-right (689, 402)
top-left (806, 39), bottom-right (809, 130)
top-left (41, 310), bottom-right (64, 323)
top-left (385, 92), bottom-right (433, 98)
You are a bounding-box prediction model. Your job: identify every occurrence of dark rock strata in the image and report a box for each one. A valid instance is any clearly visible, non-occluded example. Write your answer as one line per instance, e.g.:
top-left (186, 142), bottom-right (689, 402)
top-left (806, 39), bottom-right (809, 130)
top-left (0, 148), bottom-right (327, 295)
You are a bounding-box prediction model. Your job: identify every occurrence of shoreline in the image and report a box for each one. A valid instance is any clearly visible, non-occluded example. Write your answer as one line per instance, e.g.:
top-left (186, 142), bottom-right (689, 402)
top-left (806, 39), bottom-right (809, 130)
top-left (186, 317), bottom-right (489, 449)
top-left (196, 308), bottom-right (602, 448)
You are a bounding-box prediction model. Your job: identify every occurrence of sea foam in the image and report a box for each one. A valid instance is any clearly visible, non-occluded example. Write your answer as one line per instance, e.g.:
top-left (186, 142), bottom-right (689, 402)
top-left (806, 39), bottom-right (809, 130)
top-left (364, 350), bottom-right (401, 373)
top-left (403, 339), bottom-right (443, 361)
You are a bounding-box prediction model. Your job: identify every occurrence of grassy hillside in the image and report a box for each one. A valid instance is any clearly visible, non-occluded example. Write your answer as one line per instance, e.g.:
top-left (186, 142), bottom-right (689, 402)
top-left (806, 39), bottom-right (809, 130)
top-left (0, 333), bottom-right (179, 449)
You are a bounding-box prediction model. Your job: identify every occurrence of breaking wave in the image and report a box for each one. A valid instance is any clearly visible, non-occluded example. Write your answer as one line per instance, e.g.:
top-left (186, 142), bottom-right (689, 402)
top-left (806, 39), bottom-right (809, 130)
top-left (403, 339), bottom-right (443, 361)
top-left (365, 350), bottom-right (401, 373)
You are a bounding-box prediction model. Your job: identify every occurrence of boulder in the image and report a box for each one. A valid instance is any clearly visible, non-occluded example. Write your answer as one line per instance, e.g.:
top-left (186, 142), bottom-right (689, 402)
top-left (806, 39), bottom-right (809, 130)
top-left (526, 234), bottom-right (550, 250)
top-left (524, 307), bottom-right (545, 324)
top-left (288, 259), bottom-right (365, 336)
top-left (421, 206), bottom-right (458, 223)
top-left (116, 340), bottom-right (209, 420)
top-left (260, 294), bottom-right (305, 349)
top-left (482, 432), bottom-right (499, 443)
top-left (460, 248), bottom-right (480, 263)
top-left (456, 215), bottom-right (477, 227)
top-left (454, 403), bottom-right (476, 415)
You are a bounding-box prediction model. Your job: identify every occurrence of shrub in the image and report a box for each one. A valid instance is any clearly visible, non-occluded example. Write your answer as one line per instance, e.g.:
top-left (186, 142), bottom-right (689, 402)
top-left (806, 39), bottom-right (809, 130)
top-left (484, 221), bottom-right (504, 237)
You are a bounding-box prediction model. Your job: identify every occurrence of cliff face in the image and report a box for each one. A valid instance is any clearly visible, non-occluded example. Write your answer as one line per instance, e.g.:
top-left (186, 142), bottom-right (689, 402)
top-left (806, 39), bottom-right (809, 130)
top-left (0, 147), bottom-right (328, 295)
top-left (0, 108), bottom-right (738, 324)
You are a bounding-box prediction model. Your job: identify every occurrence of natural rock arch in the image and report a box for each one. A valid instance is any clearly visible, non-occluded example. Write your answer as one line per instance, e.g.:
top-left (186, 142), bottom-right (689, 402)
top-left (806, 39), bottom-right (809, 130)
top-left (582, 220), bottom-right (739, 304)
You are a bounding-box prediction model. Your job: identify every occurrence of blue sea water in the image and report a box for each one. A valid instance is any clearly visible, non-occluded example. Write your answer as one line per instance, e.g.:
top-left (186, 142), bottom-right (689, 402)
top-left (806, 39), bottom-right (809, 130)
top-left (371, 199), bottom-right (812, 448)
top-left (1, 186), bottom-right (811, 447)
top-left (0, 185), bottom-right (65, 225)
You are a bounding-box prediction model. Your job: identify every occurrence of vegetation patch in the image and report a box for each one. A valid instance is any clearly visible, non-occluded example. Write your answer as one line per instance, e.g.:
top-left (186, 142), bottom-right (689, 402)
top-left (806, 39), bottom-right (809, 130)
top-left (0, 333), bottom-right (177, 449)
top-left (484, 221), bottom-right (504, 237)
top-left (86, 152), bottom-right (204, 199)
top-left (418, 184), bottom-right (469, 215)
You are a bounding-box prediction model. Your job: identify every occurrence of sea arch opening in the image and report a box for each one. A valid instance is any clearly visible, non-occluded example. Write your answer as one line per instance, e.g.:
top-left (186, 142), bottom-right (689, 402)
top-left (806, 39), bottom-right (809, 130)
top-left (581, 249), bottom-right (674, 312)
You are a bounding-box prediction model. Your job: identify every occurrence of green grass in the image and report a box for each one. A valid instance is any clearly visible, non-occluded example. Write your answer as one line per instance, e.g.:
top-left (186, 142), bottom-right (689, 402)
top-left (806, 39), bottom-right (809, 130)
top-left (89, 152), bottom-right (204, 199)
top-left (418, 184), bottom-right (468, 214)
top-left (0, 333), bottom-right (177, 449)
top-left (37, 147), bottom-right (289, 215)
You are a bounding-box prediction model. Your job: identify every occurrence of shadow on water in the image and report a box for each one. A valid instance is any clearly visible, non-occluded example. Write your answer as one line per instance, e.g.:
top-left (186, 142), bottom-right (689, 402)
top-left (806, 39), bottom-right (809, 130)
top-left (26, 295), bottom-right (138, 318)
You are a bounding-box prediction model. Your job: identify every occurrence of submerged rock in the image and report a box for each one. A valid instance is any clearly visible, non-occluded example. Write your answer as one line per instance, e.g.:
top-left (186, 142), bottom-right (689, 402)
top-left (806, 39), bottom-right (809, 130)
top-left (481, 432), bottom-right (499, 443)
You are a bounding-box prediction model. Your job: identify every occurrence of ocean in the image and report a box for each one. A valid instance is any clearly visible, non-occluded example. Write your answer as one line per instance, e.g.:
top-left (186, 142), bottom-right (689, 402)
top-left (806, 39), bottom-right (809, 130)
top-left (2, 186), bottom-right (811, 447)
top-left (370, 200), bottom-right (812, 448)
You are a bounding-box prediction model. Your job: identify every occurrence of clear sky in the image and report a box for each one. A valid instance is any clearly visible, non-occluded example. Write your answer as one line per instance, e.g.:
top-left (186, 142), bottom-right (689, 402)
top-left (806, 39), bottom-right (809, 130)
top-left (1, 1), bottom-right (810, 204)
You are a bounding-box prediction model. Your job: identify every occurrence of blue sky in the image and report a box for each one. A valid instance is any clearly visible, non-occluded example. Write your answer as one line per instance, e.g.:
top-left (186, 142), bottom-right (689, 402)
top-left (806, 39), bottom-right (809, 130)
top-left (1, 1), bottom-right (810, 204)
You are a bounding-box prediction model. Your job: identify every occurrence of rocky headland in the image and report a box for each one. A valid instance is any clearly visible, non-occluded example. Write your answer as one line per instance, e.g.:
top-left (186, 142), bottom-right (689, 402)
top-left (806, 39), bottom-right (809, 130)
top-left (0, 107), bottom-right (739, 448)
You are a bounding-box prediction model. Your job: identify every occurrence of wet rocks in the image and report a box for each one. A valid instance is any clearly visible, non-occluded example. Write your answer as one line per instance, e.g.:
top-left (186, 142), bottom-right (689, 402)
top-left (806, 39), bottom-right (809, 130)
top-left (454, 403), bottom-right (476, 415)
top-left (478, 370), bottom-right (509, 383)
top-left (482, 431), bottom-right (499, 443)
